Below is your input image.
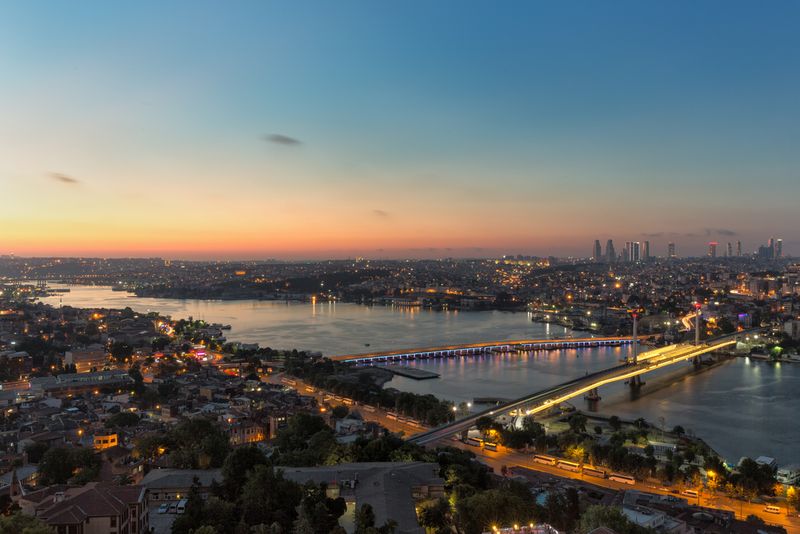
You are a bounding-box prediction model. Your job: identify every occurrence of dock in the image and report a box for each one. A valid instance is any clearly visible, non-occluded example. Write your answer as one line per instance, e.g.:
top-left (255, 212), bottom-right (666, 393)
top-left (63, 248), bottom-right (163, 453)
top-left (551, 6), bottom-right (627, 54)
top-left (375, 366), bottom-right (440, 380)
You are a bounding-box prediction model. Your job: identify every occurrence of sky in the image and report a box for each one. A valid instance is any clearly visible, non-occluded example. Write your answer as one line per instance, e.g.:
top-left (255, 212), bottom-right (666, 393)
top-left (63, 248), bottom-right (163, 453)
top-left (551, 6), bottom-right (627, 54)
top-left (1, 1), bottom-right (798, 259)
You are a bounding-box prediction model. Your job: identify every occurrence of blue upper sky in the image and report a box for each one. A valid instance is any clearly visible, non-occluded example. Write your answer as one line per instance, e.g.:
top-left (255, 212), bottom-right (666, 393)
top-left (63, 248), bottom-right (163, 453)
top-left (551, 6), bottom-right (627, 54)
top-left (1, 1), bottom-right (798, 258)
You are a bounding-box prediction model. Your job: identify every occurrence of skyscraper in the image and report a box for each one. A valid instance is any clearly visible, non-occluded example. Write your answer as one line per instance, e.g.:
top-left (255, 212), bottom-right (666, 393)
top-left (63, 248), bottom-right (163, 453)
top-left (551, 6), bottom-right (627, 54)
top-left (632, 242), bottom-right (641, 262)
top-left (605, 240), bottom-right (616, 263)
top-left (708, 242), bottom-right (718, 258)
top-left (776, 239), bottom-right (783, 258)
top-left (643, 241), bottom-right (650, 261)
top-left (727, 242), bottom-right (733, 257)
top-left (736, 241), bottom-right (742, 256)
top-left (668, 242), bottom-right (676, 258)
top-left (593, 240), bottom-right (602, 261)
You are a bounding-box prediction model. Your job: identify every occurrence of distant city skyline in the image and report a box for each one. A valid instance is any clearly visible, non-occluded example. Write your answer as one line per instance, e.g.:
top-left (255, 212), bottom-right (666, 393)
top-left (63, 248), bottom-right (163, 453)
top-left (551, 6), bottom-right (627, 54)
top-left (2, 1), bottom-right (799, 259)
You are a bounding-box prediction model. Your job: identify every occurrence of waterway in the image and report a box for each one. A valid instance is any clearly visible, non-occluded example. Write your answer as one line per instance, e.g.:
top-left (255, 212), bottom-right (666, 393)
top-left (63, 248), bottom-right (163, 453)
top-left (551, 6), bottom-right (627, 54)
top-left (40, 285), bottom-right (800, 465)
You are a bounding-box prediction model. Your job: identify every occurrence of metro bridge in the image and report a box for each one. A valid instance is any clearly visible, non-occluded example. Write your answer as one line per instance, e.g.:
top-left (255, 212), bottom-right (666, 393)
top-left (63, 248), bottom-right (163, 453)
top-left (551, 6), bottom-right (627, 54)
top-left (330, 335), bottom-right (637, 363)
top-left (407, 332), bottom-right (747, 446)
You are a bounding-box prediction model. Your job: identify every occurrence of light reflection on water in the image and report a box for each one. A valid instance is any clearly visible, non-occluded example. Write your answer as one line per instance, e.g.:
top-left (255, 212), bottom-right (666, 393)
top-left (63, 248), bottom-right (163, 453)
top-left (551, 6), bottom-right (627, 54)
top-left (41, 285), bottom-right (800, 465)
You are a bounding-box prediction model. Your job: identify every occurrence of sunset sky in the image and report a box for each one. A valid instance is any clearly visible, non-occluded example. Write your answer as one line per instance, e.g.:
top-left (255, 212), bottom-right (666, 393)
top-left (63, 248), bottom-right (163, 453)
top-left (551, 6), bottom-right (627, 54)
top-left (1, 1), bottom-right (799, 259)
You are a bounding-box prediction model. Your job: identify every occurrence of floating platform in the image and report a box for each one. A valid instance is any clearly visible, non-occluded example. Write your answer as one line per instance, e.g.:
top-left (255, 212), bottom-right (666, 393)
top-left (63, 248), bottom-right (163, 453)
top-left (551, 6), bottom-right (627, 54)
top-left (375, 366), bottom-right (440, 380)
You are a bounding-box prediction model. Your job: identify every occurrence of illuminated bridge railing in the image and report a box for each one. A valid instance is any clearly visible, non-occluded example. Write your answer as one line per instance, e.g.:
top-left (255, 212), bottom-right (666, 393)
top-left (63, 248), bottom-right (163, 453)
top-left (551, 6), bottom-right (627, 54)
top-left (331, 336), bottom-right (635, 364)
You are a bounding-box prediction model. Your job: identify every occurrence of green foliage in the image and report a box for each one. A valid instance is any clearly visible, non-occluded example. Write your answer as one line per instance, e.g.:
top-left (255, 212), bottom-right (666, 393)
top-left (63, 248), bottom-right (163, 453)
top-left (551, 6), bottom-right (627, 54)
top-left (455, 485), bottom-right (537, 534)
top-left (240, 465), bottom-right (303, 531)
top-left (220, 446), bottom-right (268, 500)
top-left (283, 355), bottom-right (455, 426)
top-left (105, 411), bottom-right (140, 428)
top-left (38, 447), bottom-right (100, 485)
top-left (135, 417), bottom-right (231, 469)
top-left (0, 512), bottom-right (53, 534)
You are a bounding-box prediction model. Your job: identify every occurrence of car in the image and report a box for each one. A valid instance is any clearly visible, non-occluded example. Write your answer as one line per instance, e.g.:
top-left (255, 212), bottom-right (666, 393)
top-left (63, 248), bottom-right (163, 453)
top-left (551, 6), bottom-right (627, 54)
top-left (158, 503), bottom-right (169, 514)
top-left (168, 503), bottom-right (178, 514)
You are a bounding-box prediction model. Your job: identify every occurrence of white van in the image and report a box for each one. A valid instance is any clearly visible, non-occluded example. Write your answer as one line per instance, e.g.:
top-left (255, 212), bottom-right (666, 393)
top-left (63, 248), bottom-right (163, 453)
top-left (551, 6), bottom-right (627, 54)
top-left (176, 499), bottom-right (188, 514)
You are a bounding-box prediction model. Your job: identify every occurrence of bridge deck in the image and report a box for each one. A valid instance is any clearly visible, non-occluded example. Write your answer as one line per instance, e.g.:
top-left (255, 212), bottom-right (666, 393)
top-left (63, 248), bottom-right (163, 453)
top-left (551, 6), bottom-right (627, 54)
top-left (407, 335), bottom-right (742, 446)
top-left (331, 335), bottom-right (635, 362)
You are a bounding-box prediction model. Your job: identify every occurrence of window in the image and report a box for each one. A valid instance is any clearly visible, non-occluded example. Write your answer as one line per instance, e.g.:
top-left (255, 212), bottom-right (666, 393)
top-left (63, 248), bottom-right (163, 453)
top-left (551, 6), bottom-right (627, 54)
top-left (111, 516), bottom-right (117, 527)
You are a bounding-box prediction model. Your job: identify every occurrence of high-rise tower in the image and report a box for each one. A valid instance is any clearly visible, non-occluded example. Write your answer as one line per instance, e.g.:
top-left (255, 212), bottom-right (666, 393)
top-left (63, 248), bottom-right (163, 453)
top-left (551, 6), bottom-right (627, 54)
top-left (593, 240), bottom-right (602, 261)
top-left (668, 242), bottom-right (676, 258)
top-left (605, 240), bottom-right (616, 263)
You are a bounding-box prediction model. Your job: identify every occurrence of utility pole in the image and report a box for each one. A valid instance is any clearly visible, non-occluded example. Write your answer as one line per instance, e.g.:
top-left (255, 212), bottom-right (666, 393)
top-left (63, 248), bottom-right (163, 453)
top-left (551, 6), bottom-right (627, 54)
top-left (694, 302), bottom-right (702, 346)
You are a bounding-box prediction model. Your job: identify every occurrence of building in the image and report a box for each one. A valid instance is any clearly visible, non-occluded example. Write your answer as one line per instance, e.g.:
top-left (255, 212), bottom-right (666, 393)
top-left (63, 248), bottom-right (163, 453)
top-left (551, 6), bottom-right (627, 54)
top-left (776, 238), bottom-right (783, 258)
top-left (668, 242), bottom-right (676, 258)
top-left (643, 241), bottom-right (650, 261)
top-left (20, 483), bottom-right (148, 534)
top-left (605, 240), bottom-right (616, 263)
top-left (93, 433), bottom-right (119, 451)
top-left (64, 345), bottom-right (109, 374)
top-left (141, 468), bottom-right (222, 503)
top-left (737, 241), bottom-right (742, 256)
top-left (282, 462), bottom-right (444, 534)
top-left (708, 242), bottom-right (718, 258)
top-left (593, 240), bottom-right (602, 262)
top-left (727, 242), bottom-right (733, 258)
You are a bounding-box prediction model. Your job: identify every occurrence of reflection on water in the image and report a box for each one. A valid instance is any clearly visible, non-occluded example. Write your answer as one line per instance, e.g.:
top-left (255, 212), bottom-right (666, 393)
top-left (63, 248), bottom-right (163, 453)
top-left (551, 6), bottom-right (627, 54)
top-left (41, 285), bottom-right (800, 465)
top-left (40, 285), bottom-right (570, 356)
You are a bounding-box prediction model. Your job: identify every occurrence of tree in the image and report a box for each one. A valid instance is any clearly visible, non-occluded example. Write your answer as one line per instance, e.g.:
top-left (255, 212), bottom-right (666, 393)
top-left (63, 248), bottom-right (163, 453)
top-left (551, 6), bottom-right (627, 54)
top-left (577, 505), bottom-right (652, 534)
top-left (0, 512), bottom-right (53, 534)
top-left (240, 465), bottom-right (303, 531)
top-left (354, 504), bottom-right (376, 534)
top-left (221, 446), bottom-right (267, 499)
top-left (609, 416), bottom-right (622, 431)
top-left (105, 412), bottom-right (140, 428)
top-left (110, 342), bottom-right (133, 362)
top-left (38, 448), bottom-right (70, 484)
top-left (417, 498), bottom-right (451, 534)
top-left (568, 413), bottom-right (587, 434)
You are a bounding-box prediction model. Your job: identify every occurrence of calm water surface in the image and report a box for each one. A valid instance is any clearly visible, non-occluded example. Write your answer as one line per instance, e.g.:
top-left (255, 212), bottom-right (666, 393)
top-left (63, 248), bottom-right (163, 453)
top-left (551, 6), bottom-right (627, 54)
top-left (42, 285), bottom-right (800, 465)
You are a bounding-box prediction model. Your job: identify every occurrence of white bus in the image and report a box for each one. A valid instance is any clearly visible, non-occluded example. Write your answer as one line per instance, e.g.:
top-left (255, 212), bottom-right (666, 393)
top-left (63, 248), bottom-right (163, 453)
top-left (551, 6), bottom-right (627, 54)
top-left (582, 466), bottom-right (606, 479)
top-left (533, 454), bottom-right (557, 466)
top-left (557, 460), bottom-right (581, 472)
top-left (609, 473), bottom-right (636, 485)
top-left (764, 505), bottom-right (782, 515)
top-left (483, 442), bottom-right (498, 452)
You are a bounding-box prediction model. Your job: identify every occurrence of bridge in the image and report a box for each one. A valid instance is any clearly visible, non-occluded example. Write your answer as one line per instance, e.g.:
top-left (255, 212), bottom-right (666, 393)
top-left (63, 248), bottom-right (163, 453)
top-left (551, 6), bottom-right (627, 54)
top-left (330, 336), bottom-right (636, 363)
top-left (407, 333), bottom-right (744, 446)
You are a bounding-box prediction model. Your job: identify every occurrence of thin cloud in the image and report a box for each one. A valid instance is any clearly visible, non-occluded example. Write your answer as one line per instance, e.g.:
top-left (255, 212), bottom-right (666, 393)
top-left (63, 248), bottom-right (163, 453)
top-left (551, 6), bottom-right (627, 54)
top-left (641, 232), bottom-right (664, 238)
top-left (264, 134), bottom-right (302, 146)
top-left (372, 209), bottom-right (389, 218)
top-left (49, 172), bottom-right (80, 185)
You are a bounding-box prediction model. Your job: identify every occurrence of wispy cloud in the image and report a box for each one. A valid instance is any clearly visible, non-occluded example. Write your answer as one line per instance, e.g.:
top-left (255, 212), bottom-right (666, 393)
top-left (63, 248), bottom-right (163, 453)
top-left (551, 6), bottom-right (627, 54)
top-left (372, 209), bottom-right (389, 218)
top-left (49, 172), bottom-right (80, 185)
top-left (706, 228), bottom-right (738, 237)
top-left (264, 134), bottom-right (302, 146)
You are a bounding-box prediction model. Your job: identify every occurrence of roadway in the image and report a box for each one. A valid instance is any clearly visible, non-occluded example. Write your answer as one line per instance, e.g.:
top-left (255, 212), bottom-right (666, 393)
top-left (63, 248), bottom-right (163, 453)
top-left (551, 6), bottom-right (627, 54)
top-left (408, 336), bottom-right (739, 445)
top-left (441, 440), bottom-right (800, 533)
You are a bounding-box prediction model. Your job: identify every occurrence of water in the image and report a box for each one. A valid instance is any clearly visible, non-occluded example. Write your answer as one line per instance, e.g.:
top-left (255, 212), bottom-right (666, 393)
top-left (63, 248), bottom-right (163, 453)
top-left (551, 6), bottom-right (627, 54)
top-left (41, 285), bottom-right (800, 465)
top-left (39, 285), bottom-right (570, 356)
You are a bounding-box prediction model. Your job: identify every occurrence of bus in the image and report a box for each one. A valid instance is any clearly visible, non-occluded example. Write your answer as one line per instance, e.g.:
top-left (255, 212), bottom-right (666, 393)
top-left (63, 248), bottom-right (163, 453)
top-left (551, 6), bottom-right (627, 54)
top-left (533, 454), bottom-right (557, 466)
top-left (280, 378), bottom-right (296, 386)
top-left (386, 412), bottom-right (398, 421)
top-left (609, 473), bottom-right (636, 485)
top-left (582, 466), bottom-right (606, 479)
top-left (362, 405), bottom-right (376, 413)
top-left (483, 442), bottom-right (498, 452)
top-left (341, 398), bottom-right (354, 406)
top-left (304, 386), bottom-right (315, 393)
top-left (557, 460), bottom-right (581, 472)
top-left (681, 489), bottom-right (699, 498)
top-left (466, 437), bottom-right (483, 447)
top-left (764, 505), bottom-right (782, 515)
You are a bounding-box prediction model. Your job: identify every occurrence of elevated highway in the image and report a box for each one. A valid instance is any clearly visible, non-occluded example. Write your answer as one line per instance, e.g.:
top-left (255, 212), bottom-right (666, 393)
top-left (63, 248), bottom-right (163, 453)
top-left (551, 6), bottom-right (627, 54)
top-left (408, 334), bottom-right (744, 445)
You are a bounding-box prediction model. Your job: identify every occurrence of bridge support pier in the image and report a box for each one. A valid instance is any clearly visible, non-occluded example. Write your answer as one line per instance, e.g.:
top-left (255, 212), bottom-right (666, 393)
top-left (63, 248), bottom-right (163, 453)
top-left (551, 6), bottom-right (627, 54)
top-left (629, 375), bottom-right (645, 388)
top-left (584, 388), bottom-right (601, 402)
